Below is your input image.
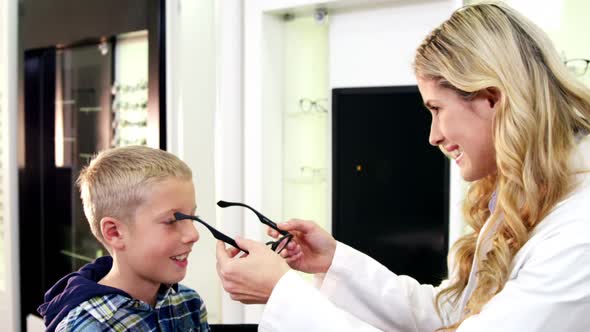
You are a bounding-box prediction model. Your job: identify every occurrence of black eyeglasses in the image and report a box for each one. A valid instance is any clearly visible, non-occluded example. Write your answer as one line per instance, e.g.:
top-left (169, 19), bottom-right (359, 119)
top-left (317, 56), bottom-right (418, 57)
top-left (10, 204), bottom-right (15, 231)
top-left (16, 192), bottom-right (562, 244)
top-left (299, 98), bottom-right (328, 113)
top-left (174, 200), bottom-right (293, 255)
top-left (565, 58), bottom-right (590, 76)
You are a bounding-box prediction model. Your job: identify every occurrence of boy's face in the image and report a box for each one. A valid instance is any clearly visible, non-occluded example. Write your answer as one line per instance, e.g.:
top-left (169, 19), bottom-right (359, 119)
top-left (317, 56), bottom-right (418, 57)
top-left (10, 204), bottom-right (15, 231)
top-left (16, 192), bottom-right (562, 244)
top-left (121, 177), bottom-right (199, 286)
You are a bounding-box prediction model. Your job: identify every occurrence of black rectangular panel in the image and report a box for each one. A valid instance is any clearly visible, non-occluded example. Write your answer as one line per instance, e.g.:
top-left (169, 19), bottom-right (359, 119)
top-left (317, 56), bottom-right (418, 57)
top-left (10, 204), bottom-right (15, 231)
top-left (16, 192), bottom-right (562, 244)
top-left (332, 86), bottom-right (449, 284)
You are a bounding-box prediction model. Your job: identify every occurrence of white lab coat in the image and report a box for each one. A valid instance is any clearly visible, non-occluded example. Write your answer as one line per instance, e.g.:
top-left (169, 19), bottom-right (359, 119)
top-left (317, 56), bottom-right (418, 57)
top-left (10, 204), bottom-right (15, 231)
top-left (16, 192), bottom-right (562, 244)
top-left (259, 135), bottom-right (590, 332)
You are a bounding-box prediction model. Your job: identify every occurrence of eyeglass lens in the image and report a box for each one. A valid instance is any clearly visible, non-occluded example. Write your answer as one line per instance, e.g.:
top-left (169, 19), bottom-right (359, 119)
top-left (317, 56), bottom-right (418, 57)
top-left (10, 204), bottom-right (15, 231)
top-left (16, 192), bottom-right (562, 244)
top-left (299, 98), bottom-right (328, 113)
top-left (217, 200), bottom-right (293, 251)
top-left (565, 59), bottom-right (590, 76)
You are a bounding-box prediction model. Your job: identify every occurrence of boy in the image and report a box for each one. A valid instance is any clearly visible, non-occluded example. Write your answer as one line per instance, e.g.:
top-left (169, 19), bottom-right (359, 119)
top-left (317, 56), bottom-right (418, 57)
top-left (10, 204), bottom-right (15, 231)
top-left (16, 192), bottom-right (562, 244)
top-left (38, 146), bottom-right (211, 331)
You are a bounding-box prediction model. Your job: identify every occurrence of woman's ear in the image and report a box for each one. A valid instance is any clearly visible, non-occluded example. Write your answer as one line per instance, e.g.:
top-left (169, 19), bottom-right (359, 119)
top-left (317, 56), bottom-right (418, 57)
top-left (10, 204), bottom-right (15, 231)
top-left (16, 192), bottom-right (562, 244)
top-left (100, 217), bottom-right (127, 250)
top-left (484, 87), bottom-right (501, 110)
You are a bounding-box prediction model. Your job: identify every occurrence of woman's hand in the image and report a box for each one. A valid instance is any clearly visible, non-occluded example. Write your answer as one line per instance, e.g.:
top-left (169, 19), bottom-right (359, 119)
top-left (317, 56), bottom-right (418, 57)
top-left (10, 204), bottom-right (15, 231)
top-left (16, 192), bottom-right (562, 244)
top-left (216, 238), bottom-right (290, 304)
top-left (269, 219), bottom-right (337, 274)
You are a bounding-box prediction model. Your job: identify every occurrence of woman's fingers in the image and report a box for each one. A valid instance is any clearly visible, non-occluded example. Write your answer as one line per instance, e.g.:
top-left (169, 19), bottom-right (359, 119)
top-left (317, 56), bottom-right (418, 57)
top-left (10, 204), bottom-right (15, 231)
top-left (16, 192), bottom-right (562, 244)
top-left (228, 247), bottom-right (241, 258)
top-left (287, 243), bottom-right (301, 255)
top-left (267, 228), bottom-right (280, 238)
top-left (285, 251), bottom-right (303, 264)
top-left (279, 243), bottom-right (302, 261)
top-left (216, 241), bottom-right (231, 263)
top-left (286, 241), bottom-right (297, 250)
top-left (269, 219), bottom-right (316, 238)
top-left (277, 219), bottom-right (315, 233)
top-left (215, 236), bottom-right (291, 304)
top-left (216, 240), bottom-right (242, 260)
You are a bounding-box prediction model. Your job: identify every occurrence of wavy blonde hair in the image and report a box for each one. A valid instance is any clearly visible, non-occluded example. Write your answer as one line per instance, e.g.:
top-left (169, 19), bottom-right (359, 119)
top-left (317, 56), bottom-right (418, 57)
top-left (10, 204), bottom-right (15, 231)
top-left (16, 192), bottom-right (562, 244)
top-left (414, 2), bottom-right (590, 329)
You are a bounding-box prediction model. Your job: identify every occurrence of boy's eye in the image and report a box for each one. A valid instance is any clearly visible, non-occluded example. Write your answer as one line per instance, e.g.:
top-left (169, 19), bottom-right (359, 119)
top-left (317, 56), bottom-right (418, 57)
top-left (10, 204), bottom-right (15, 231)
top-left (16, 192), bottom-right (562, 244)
top-left (164, 219), bottom-right (178, 225)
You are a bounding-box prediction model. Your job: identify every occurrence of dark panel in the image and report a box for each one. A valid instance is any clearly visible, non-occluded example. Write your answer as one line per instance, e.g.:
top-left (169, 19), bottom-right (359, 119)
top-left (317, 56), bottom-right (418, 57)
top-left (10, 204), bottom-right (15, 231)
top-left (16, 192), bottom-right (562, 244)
top-left (20, 48), bottom-right (61, 330)
top-left (148, 0), bottom-right (166, 149)
top-left (332, 86), bottom-right (449, 285)
top-left (211, 325), bottom-right (258, 332)
top-left (22, 0), bottom-right (148, 50)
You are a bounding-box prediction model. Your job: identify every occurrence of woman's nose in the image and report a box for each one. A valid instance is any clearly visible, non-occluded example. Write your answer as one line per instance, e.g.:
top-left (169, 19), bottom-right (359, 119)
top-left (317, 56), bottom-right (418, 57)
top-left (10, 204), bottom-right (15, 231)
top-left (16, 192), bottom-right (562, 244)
top-left (429, 119), bottom-right (444, 146)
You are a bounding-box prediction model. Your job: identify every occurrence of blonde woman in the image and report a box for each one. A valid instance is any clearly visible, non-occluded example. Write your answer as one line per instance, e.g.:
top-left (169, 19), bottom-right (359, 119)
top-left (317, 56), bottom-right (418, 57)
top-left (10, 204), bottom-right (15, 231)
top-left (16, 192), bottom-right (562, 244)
top-left (216, 2), bottom-right (590, 331)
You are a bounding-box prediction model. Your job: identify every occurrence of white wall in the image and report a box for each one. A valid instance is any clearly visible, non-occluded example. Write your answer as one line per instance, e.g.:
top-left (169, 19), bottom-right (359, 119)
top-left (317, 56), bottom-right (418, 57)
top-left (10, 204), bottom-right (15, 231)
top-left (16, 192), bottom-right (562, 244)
top-left (330, 1), bottom-right (459, 87)
top-left (0, 0), bottom-right (20, 331)
top-left (214, 0), bottom-right (246, 324)
top-left (166, 0), bottom-right (222, 324)
top-left (329, 0), bottom-right (466, 248)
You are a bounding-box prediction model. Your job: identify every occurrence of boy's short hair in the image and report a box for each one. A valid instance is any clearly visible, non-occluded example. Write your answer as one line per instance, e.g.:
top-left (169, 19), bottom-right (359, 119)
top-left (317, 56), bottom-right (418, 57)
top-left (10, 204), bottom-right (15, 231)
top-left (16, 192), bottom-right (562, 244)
top-left (76, 146), bottom-right (192, 246)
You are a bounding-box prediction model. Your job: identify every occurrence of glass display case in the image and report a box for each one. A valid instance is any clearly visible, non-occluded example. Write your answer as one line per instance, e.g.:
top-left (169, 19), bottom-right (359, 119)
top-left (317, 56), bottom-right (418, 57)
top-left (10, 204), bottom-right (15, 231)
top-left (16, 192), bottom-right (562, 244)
top-left (53, 32), bottom-right (150, 269)
top-left (259, 9), bottom-right (450, 287)
top-left (18, 0), bottom-right (165, 325)
top-left (279, 14), bottom-right (330, 232)
top-left (54, 40), bottom-right (115, 266)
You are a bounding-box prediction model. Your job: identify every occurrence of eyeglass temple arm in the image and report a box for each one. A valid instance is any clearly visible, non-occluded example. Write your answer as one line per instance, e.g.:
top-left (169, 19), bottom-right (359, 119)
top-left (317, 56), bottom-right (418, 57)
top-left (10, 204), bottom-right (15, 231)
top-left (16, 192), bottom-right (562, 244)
top-left (217, 200), bottom-right (290, 236)
top-left (174, 212), bottom-right (248, 254)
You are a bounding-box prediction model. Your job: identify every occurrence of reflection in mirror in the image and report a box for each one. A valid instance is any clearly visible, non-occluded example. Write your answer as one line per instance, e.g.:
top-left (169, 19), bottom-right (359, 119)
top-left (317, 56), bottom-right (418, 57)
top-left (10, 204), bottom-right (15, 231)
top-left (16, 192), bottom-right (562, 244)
top-left (53, 31), bottom-right (148, 272)
top-left (19, 2), bottom-right (165, 327)
top-left (111, 31), bottom-right (149, 148)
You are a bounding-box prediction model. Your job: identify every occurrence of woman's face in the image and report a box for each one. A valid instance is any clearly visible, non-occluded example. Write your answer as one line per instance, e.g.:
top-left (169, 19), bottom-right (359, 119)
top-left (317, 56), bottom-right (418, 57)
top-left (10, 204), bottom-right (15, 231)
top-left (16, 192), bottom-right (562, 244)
top-left (417, 77), bottom-right (498, 181)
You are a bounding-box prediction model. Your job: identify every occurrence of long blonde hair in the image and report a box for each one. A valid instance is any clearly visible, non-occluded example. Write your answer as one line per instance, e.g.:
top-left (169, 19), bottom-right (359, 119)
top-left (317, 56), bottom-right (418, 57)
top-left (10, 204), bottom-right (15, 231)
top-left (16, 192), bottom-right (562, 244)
top-left (414, 2), bottom-right (590, 329)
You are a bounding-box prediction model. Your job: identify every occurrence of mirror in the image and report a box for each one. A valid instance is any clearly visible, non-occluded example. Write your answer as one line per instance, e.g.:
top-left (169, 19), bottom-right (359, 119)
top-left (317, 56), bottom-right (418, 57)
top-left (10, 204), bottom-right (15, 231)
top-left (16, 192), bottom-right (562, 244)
top-left (18, 0), bottom-right (165, 326)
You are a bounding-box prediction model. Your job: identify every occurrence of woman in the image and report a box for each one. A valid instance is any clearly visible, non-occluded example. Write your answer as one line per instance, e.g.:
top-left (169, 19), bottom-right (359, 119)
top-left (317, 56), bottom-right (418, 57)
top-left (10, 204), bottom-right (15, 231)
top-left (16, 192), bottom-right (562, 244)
top-left (216, 2), bottom-right (590, 331)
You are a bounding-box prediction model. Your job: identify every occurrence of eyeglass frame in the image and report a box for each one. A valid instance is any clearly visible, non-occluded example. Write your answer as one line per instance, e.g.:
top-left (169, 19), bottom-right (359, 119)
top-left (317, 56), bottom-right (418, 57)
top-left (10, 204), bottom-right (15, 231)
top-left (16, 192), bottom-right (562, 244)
top-left (564, 58), bottom-right (590, 76)
top-left (299, 98), bottom-right (328, 113)
top-left (174, 200), bottom-right (293, 255)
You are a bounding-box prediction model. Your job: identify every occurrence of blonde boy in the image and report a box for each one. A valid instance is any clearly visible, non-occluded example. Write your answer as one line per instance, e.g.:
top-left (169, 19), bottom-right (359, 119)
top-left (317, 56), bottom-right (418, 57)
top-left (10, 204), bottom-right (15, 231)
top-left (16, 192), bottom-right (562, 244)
top-left (38, 146), bottom-right (210, 332)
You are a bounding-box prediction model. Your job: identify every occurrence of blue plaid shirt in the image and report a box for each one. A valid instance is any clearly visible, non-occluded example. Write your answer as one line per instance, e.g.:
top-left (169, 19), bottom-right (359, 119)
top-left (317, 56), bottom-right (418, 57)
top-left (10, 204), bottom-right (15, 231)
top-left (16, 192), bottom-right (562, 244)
top-left (55, 284), bottom-right (210, 331)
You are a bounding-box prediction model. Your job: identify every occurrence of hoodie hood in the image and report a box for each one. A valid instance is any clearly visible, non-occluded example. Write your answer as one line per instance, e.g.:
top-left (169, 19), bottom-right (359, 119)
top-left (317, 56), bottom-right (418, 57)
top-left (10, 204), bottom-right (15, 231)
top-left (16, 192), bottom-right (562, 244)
top-left (37, 256), bottom-right (129, 332)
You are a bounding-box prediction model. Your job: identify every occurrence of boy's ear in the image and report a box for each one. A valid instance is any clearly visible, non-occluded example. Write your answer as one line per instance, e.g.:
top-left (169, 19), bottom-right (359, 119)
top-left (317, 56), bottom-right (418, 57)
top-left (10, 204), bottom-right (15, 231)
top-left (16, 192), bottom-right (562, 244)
top-left (100, 217), bottom-right (127, 250)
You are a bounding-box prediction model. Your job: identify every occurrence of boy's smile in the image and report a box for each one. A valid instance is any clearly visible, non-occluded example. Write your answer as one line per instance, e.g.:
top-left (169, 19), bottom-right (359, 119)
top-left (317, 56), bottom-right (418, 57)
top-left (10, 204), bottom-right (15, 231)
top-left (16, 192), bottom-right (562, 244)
top-left (171, 251), bottom-right (191, 268)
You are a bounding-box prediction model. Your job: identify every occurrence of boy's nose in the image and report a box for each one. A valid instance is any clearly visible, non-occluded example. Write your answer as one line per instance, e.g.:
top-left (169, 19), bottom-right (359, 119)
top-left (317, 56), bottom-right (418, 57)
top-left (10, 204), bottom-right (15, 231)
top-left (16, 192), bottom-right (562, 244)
top-left (182, 222), bottom-right (200, 243)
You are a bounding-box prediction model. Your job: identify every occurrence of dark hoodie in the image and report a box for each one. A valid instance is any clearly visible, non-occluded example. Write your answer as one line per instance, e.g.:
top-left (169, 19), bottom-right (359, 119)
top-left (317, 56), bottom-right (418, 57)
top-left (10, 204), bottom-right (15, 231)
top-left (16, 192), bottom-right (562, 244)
top-left (37, 256), bottom-right (129, 332)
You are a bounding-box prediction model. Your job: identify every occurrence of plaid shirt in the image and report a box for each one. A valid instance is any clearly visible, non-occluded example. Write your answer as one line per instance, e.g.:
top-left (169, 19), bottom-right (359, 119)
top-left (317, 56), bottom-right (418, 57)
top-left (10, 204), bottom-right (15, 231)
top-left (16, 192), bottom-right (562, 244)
top-left (55, 284), bottom-right (210, 331)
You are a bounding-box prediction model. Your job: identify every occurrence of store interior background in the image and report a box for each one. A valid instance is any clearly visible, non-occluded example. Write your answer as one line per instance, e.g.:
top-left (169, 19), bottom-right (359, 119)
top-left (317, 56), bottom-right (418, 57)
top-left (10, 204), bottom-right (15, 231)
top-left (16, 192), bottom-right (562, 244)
top-left (1, 0), bottom-right (589, 331)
